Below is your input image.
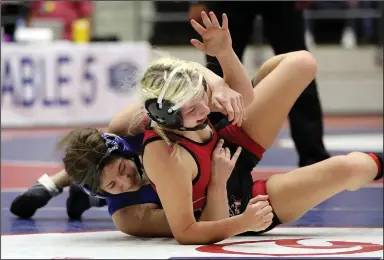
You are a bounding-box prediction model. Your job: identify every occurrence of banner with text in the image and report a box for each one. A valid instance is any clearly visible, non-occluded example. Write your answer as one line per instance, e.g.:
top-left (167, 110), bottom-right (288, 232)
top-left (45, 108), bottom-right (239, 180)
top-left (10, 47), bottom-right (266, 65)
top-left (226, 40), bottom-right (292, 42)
top-left (1, 42), bottom-right (151, 127)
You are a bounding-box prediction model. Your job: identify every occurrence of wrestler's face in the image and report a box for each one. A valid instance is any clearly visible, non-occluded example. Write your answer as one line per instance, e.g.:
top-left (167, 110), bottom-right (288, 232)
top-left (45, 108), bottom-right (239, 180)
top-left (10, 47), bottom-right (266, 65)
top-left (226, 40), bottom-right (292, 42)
top-left (181, 88), bottom-right (210, 128)
top-left (100, 158), bottom-right (141, 195)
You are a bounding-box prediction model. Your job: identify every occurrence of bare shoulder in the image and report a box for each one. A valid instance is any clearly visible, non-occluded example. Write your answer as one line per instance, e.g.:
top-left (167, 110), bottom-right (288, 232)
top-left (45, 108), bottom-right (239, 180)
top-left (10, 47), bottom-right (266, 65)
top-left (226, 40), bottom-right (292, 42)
top-left (143, 139), bottom-right (172, 164)
top-left (143, 140), bottom-right (177, 177)
top-left (143, 140), bottom-right (196, 181)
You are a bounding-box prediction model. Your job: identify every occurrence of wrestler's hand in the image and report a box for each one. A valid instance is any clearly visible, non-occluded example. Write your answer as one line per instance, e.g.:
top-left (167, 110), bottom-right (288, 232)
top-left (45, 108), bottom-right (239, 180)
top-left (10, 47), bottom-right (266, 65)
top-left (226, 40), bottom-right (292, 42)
top-left (210, 85), bottom-right (244, 126)
top-left (241, 195), bottom-right (274, 232)
top-left (210, 139), bottom-right (242, 186)
top-left (190, 11), bottom-right (232, 57)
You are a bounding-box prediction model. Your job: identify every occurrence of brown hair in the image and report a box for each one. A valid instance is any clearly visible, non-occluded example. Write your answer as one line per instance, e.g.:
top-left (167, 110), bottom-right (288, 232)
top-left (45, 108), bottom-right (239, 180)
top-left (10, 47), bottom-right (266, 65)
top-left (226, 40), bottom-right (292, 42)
top-left (57, 128), bottom-right (113, 193)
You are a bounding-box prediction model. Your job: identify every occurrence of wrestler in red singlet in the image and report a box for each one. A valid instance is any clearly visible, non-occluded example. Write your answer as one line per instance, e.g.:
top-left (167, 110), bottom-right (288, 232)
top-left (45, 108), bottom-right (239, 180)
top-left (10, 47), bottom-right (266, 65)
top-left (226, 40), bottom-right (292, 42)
top-left (143, 114), bottom-right (267, 216)
top-left (143, 120), bottom-right (218, 216)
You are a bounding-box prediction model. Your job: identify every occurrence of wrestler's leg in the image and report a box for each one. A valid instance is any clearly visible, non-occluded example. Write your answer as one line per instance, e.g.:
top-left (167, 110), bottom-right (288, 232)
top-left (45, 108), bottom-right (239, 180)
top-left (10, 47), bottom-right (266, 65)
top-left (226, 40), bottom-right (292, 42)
top-left (265, 152), bottom-right (382, 223)
top-left (10, 169), bottom-right (68, 218)
top-left (240, 51), bottom-right (317, 150)
top-left (10, 169), bottom-right (106, 219)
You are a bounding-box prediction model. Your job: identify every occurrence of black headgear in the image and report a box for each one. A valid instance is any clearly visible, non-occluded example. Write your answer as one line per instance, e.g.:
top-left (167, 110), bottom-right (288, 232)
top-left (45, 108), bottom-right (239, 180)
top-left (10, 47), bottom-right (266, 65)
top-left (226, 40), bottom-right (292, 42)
top-left (144, 64), bottom-right (208, 131)
top-left (77, 133), bottom-right (143, 199)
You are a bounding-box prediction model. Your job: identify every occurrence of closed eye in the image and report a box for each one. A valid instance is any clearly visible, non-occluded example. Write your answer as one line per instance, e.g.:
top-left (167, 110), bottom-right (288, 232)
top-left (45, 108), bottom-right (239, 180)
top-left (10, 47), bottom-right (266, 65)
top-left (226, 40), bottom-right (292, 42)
top-left (188, 107), bottom-right (196, 114)
top-left (120, 162), bottom-right (125, 175)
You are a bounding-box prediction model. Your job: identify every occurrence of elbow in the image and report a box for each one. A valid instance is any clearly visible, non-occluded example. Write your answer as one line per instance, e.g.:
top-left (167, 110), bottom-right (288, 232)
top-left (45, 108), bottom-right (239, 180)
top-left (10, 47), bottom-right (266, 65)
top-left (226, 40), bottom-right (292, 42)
top-left (173, 230), bottom-right (193, 245)
top-left (173, 231), bottom-right (220, 245)
top-left (288, 50), bottom-right (318, 82)
top-left (120, 227), bottom-right (140, 237)
top-left (118, 224), bottom-right (153, 238)
top-left (175, 237), bottom-right (192, 245)
top-left (112, 214), bottom-right (143, 237)
top-left (114, 221), bottom-right (140, 237)
top-left (174, 236), bottom-right (202, 245)
top-left (175, 237), bottom-right (219, 246)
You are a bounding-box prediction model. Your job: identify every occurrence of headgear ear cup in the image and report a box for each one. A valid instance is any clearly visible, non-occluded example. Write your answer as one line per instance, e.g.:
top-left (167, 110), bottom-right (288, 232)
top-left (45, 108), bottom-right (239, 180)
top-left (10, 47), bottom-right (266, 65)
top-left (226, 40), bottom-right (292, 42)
top-left (144, 99), bottom-right (184, 129)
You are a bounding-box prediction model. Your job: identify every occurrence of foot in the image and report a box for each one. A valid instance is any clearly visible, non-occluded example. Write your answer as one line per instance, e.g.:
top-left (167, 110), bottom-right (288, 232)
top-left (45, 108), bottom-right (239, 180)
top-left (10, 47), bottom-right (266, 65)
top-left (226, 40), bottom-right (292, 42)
top-left (10, 174), bottom-right (62, 219)
top-left (66, 183), bottom-right (107, 219)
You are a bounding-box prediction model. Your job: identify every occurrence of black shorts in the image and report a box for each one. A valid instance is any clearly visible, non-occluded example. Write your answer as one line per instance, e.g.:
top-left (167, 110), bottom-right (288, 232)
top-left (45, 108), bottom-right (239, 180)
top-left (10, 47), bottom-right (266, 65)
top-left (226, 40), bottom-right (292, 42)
top-left (214, 119), bottom-right (281, 235)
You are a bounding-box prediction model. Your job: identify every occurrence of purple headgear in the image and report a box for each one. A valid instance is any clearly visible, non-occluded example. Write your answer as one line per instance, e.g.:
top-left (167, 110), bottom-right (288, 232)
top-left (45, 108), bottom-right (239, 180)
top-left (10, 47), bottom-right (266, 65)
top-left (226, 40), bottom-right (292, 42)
top-left (77, 133), bottom-right (143, 199)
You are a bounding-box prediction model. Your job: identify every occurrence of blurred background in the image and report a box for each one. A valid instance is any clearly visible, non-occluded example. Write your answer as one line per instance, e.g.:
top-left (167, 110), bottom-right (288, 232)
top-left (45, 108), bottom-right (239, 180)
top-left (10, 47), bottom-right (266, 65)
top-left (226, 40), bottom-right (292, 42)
top-left (1, 1), bottom-right (383, 241)
top-left (1, 1), bottom-right (383, 129)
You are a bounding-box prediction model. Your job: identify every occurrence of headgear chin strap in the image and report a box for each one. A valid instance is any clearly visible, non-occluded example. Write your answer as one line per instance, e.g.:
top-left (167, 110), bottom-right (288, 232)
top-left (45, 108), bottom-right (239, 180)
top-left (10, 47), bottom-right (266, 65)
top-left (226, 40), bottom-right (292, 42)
top-left (77, 133), bottom-right (143, 199)
top-left (145, 64), bottom-right (208, 131)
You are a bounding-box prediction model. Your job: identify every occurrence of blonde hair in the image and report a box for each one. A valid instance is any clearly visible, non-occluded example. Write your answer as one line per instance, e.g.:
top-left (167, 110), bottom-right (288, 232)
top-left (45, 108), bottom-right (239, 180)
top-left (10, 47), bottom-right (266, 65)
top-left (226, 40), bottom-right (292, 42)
top-left (139, 57), bottom-right (205, 157)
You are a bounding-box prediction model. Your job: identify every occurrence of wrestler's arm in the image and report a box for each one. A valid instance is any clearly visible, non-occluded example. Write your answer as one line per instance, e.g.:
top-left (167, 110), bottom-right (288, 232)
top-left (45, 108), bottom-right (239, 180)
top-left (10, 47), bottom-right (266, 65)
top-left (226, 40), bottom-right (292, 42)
top-left (192, 62), bottom-right (253, 107)
top-left (108, 98), bottom-right (146, 136)
top-left (111, 186), bottom-right (230, 238)
top-left (110, 168), bottom-right (231, 237)
top-left (112, 156), bottom-right (232, 235)
top-left (199, 143), bottom-right (242, 222)
top-left (111, 203), bottom-right (172, 237)
top-left (111, 175), bottom-right (230, 236)
top-left (143, 141), bottom-right (247, 245)
top-left (199, 141), bottom-right (232, 221)
top-left (198, 182), bottom-right (228, 221)
top-left (112, 188), bottom-right (230, 238)
top-left (216, 49), bottom-right (254, 106)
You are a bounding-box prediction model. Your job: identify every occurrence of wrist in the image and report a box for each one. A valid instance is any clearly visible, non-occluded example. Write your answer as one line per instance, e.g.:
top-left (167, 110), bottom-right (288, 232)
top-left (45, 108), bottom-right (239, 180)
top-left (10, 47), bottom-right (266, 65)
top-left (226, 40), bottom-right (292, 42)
top-left (207, 181), bottom-right (227, 191)
top-left (216, 48), bottom-right (235, 61)
top-left (229, 214), bottom-right (249, 234)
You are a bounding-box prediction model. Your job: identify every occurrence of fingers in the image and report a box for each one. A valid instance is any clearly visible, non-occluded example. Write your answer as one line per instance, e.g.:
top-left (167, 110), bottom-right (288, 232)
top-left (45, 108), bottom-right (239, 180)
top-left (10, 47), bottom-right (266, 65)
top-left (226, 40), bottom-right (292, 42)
top-left (258, 207), bottom-right (274, 229)
top-left (213, 139), bottom-right (224, 156)
top-left (248, 195), bottom-right (269, 205)
top-left (230, 146), bottom-right (242, 164)
top-left (253, 205), bottom-right (273, 226)
top-left (240, 94), bottom-right (245, 114)
top-left (201, 11), bottom-right (213, 29)
top-left (241, 96), bottom-right (246, 121)
top-left (190, 39), bottom-right (205, 52)
top-left (190, 19), bottom-right (206, 35)
top-left (211, 99), bottom-right (226, 115)
top-left (260, 220), bottom-right (273, 231)
top-left (222, 13), bottom-right (229, 29)
top-left (233, 94), bottom-right (244, 127)
top-left (250, 201), bottom-right (269, 214)
top-left (231, 98), bottom-right (241, 126)
top-left (222, 100), bottom-right (234, 122)
top-left (191, 12), bottom-right (228, 33)
top-left (208, 11), bottom-right (220, 27)
top-left (224, 147), bottom-right (231, 160)
top-left (236, 97), bottom-right (244, 127)
top-left (259, 205), bottom-right (273, 216)
top-left (263, 212), bottom-right (274, 222)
